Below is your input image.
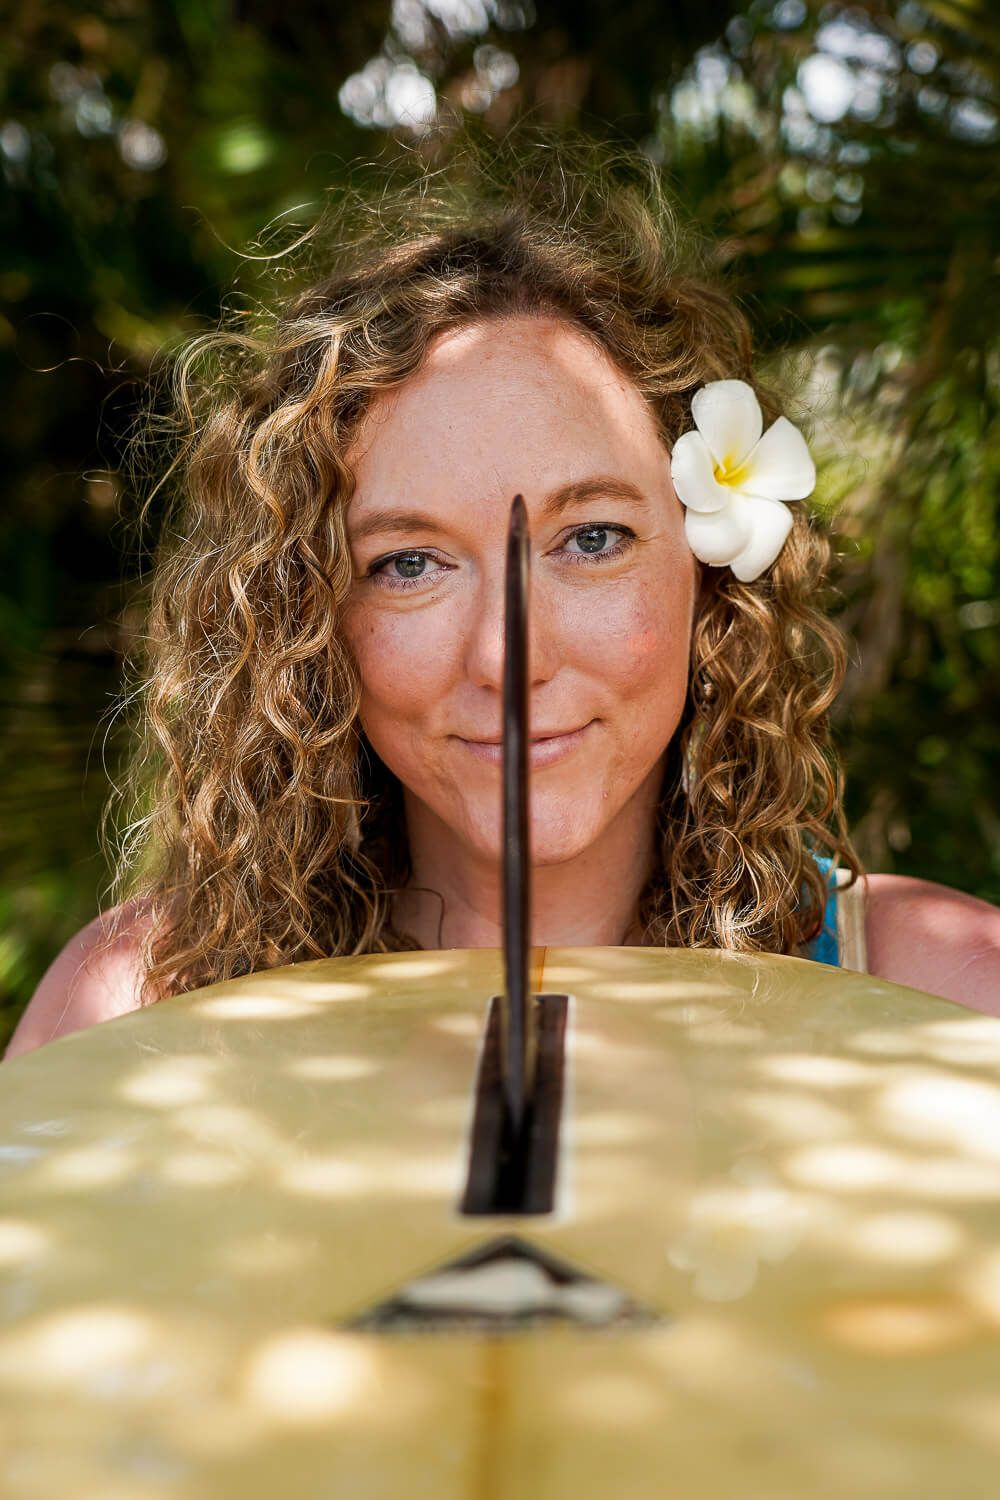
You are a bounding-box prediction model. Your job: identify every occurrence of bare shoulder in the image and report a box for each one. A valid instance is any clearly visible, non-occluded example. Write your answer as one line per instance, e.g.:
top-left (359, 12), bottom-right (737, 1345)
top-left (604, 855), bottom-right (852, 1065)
top-left (865, 873), bottom-right (1000, 1015)
top-left (2, 899), bottom-right (155, 1062)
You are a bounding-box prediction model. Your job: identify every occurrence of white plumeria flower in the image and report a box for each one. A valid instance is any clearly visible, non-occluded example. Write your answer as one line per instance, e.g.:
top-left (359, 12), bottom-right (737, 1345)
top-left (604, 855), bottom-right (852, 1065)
top-left (670, 378), bottom-right (816, 582)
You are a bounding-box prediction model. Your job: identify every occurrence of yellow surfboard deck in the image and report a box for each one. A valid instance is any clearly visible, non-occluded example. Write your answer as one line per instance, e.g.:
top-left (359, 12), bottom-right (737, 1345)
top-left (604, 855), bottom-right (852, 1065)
top-left (0, 946), bottom-right (998, 1497)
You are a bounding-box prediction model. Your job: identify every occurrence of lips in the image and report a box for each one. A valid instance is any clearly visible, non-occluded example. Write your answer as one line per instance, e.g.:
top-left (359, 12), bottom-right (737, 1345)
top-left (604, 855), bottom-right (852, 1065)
top-left (455, 721), bottom-right (595, 767)
top-left (461, 727), bottom-right (587, 744)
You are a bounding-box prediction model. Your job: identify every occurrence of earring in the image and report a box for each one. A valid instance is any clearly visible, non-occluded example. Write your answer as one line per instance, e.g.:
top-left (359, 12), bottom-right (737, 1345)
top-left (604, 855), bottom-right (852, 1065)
top-left (681, 716), bottom-right (708, 798)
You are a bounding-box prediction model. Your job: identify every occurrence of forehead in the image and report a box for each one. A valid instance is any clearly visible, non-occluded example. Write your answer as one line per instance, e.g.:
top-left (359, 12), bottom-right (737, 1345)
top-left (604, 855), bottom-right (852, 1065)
top-left (346, 315), bottom-right (666, 506)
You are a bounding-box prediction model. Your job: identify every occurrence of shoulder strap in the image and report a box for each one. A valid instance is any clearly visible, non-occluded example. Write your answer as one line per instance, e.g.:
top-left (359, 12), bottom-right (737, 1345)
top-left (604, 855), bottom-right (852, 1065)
top-left (833, 867), bottom-right (869, 974)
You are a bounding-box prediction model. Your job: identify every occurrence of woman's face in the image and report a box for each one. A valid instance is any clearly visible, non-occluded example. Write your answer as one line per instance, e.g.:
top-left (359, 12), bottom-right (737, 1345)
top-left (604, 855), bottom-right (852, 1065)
top-left (341, 314), bottom-right (696, 868)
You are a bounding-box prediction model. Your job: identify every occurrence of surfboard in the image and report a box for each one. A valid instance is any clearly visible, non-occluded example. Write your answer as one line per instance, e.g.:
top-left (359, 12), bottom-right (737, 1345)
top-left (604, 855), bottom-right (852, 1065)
top-left (1, 944), bottom-right (998, 1498)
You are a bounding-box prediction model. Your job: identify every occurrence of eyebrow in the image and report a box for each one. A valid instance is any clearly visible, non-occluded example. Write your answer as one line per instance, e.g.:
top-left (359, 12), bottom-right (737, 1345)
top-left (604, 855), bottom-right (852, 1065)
top-left (347, 475), bottom-right (649, 546)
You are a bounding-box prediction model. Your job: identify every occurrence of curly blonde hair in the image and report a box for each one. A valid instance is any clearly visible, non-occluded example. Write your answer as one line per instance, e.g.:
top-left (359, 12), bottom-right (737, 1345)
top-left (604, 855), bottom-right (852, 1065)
top-left (110, 126), bottom-right (860, 1000)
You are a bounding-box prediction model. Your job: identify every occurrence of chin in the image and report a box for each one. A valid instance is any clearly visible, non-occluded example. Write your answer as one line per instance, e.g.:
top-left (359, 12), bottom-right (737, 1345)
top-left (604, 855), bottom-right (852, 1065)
top-left (534, 777), bottom-right (616, 852)
top-left (458, 787), bottom-right (608, 868)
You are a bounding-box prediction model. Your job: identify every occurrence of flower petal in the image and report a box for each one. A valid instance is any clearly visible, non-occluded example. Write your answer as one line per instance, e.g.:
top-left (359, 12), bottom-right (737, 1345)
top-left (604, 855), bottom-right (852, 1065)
top-left (670, 430), bottom-right (732, 514)
top-left (684, 500), bottom-right (753, 566)
top-left (691, 380), bottom-right (763, 471)
top-left (739, 416), bottom-right (816, 501)
top-left (728, 496), bottom-right (794, 582)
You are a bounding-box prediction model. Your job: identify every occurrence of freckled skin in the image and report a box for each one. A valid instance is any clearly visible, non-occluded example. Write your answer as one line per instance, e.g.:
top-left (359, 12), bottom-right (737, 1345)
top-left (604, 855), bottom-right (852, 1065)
top-left (341, 315), bottom-right (696, 946)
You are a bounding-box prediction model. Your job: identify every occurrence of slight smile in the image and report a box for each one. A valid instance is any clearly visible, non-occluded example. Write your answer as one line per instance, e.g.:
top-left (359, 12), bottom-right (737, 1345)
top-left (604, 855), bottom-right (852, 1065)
top-left (456, 721), bottom-right (595, 768)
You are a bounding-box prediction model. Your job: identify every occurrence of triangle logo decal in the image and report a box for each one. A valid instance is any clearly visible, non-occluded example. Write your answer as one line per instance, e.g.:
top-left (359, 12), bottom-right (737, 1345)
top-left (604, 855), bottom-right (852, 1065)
top-left (343, 1234), bottom-right (664, 1333)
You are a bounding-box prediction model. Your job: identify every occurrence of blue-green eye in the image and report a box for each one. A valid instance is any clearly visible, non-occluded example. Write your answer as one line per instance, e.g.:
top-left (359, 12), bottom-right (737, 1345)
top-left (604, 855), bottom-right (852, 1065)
top-left (562, 523), bottom-right (634, 562)
top-left (390, 552), bottom-right (426, 578)
top-left (367, 548), bottom-right (448, 592)
top-left (572, 525), bottom-right (612, 554)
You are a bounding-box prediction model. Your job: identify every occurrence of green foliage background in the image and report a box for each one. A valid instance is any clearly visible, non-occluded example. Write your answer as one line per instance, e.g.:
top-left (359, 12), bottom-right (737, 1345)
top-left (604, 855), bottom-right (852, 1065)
top-left (1, 0), bottom-right (997, 1040)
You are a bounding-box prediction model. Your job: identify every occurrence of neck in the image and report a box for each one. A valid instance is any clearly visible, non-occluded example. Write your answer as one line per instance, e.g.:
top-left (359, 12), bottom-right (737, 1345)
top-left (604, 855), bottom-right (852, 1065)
top-left (392, 775), bottom-right (661, 950)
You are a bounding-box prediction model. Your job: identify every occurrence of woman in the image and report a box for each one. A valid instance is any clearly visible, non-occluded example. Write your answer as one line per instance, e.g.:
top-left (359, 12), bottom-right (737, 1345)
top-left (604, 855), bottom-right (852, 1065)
top-left (6, 132), bottom-right (999, 1060)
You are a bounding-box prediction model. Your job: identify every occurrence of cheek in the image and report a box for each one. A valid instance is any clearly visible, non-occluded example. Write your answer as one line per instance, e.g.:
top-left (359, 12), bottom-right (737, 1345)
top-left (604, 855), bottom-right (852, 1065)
top-left (583, 580), bottom-right (692, 714)
top-left (342, 600), bottom-right (456, 752)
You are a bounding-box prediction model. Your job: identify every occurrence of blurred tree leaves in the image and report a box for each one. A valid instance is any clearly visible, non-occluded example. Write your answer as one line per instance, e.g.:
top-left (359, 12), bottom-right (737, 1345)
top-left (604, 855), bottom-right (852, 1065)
top-left (1, 0), bottom-right (997, 1033)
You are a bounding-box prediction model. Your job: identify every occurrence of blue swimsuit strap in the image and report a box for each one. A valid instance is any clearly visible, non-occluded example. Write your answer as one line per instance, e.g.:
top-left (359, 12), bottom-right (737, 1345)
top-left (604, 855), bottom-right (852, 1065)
top-left (803, 853), bottom-right (840, 967)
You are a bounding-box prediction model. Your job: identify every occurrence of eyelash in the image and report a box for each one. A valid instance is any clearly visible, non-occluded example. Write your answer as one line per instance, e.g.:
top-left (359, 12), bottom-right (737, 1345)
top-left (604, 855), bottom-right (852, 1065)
top-left (366, 523), bottom-right (637, 593)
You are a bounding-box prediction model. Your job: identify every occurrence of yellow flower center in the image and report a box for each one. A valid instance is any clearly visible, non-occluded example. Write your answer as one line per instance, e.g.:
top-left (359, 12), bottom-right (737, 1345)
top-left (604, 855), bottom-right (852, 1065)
top-left (713, 454), bottom-right (752, 488)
